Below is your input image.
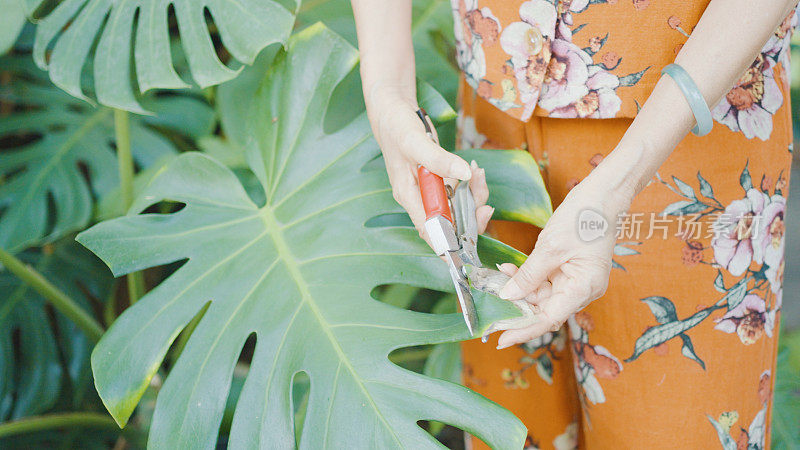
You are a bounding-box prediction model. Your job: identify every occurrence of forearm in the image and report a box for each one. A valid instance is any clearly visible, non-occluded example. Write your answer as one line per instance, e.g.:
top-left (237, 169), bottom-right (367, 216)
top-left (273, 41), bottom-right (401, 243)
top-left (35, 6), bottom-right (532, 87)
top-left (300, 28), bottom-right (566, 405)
top-left (351, 0), bottom-right (416, 107)
top-left (590, 0), bottom-right (798, 204)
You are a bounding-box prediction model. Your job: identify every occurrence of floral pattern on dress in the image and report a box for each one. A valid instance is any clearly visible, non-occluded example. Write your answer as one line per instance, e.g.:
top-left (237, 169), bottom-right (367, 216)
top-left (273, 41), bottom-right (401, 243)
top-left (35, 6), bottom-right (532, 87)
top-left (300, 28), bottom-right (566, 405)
top-left (523, 420), bottom-right (579, 450)
top-left (454, 2), bottom-right (798, 124)
top-left (568, 311), bottom-right (622, 407)
top-left (552, 421), bottom-right (579, 450)
top-left (712, 55), bottom-right (784, 141)
top-left (453, 0), bottom-right (650, 121)
top-left (712, 5), bottom-right (798, 140)
top-left (707, 371), bottom-right (771, 449)
top-left (451, 0), bottom-right (502, 100)
top-left (498, 0), bottom-right (558, 118)
top-left (504, 329), bottom-right (567, 387)
top-left (455, 110), bottom-right (489, 149)
top-left (627, 163), bottom-right (785, 368)
top-left (536, 0), bottom-right (648, 119)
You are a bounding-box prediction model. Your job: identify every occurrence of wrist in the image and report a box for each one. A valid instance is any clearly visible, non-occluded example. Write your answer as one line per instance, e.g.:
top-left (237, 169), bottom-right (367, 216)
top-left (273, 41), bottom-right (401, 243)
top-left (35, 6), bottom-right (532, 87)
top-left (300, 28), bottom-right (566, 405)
top-left (360, 58), bottom-right (417, 109)
top-left (581, 139), bottom-right (644, 214)
top-left (364, 81), bottom-right (417, 143)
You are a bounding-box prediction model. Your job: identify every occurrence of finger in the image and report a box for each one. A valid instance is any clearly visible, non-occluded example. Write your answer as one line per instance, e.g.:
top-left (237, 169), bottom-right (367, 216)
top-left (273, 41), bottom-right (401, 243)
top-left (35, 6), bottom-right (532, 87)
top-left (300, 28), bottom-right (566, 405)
top-left (496, 263), bottom-right (518, 277)
top-left (406, 133), bottom-right (472, 180)
top-left (496, 320), bottom-right (557, 349)
top-left (537, 292), bottom-right (575, 332)
top-left (498, 245), bottom-right (563, 300)
top-left (469, 161), bottom-right (489, 206)
top-left (532, 280), bottom-right (552, 305)
top-left (516, 280), bottom-right (552, 309)
top-left (496, 263), bottom-right (542, 307)
top-left (496, 294), bottom-right (571, 349)
top-left (391, 165), bottom-right (430, 242)
top-left (476, 204), bottom-right (494, 234)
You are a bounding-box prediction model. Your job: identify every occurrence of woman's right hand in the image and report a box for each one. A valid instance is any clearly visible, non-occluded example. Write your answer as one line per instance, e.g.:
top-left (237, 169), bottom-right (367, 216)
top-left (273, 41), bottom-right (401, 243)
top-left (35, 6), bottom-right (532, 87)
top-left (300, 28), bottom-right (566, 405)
top-left (365, 85), bottom-right (494, 244)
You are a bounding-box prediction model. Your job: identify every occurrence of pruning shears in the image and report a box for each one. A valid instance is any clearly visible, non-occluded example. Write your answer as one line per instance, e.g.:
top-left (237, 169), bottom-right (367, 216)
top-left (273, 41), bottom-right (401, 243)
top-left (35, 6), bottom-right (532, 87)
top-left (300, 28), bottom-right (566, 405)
top-left (415, 109), bottom-right (481, 336)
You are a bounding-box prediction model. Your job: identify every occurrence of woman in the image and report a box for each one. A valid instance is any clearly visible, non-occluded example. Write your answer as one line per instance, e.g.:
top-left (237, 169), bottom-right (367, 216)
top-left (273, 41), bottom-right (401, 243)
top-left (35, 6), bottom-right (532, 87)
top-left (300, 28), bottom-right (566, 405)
top-left (351, 0), bottom-right (797, 448)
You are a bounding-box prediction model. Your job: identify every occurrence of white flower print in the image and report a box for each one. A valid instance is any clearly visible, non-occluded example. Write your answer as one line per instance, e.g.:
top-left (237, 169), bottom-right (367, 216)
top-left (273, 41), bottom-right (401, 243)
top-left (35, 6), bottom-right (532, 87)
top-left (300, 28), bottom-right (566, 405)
top-left (552, 422), bottom-right (579, 450)
top-left (451, 0), bottom-right (501, 91)
top-left (456, 112), bottom-right (488, 149)
top-left (712, 56), bottom-right (783, 141)
top-left (499, 0), bottom-right (558, 119)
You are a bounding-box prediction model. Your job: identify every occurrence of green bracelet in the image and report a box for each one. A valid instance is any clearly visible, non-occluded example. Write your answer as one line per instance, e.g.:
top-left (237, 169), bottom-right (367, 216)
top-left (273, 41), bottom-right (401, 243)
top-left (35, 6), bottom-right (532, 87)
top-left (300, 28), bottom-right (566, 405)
top-left (661, 63), bottom-right (713, 137)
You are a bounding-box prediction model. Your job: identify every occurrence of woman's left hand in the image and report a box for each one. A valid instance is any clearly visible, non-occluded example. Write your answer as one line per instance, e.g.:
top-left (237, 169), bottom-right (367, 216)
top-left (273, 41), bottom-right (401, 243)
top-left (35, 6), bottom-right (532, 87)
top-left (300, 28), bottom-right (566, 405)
top-left (494, 172), bottom-right (633, 349)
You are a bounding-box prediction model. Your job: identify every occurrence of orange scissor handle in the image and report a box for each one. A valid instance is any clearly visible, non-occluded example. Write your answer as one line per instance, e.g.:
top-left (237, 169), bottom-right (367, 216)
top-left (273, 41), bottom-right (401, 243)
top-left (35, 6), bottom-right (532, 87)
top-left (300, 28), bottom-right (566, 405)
top-left (418, 166), bottom-right (453, 224)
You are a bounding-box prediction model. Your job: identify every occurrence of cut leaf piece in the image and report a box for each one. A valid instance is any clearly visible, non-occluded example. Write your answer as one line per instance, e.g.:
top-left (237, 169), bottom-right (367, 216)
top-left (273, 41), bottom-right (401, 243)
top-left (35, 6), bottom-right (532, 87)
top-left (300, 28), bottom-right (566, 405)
top-left (79, 24), bottom-right (550, 448)
top-left (30, 0), bottom-right (295, 111)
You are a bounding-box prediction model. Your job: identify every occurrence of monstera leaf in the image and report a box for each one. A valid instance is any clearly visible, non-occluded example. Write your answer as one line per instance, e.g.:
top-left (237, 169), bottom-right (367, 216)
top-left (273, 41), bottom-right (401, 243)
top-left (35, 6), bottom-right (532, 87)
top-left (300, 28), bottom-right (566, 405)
top-left (0, 239), bottom-right (113, 420)
top-left (79, 24), bottom-right (549, 447)
top-left (0, 56), bottom-right (214, 253)
top-left (28, 0), bottom-right (295, 112)
top-left (295, 0), bottom-right (460, 147)
top-left (0, 0), bottom-right (26, 54)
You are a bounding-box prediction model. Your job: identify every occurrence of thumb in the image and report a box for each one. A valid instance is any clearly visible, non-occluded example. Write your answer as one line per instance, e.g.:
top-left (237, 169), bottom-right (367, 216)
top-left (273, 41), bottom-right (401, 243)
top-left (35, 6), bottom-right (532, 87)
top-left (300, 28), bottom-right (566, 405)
top-left (498, 246), bottom-right (561, 300)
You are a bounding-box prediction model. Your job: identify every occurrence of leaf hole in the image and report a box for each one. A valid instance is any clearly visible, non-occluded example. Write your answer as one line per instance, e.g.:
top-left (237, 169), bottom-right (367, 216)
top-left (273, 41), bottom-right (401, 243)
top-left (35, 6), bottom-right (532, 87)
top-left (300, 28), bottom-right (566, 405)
top-left (28, 0), bottom-right (60, 21)
top-left (0, 131), bottom-right (43, 151)
top-left (389, 344), bottom-right (435, 373)
top-left (360, 154), bottom-right (386, 173)
top-left (75, 10), bottom-right (112, 100)
top-left (203, 7), bottom-right (232, 69)
top-left (364, 213), bottom-right (412, 229)
top-left (291, 370), bottom-right (311, 443)
top-left (42, 191), bottom-right (57, 239)
top-left (165, 4), bottom-right (192, 86)
top-left (165, 299), bottom-right (210, 372)
top-left (322, 65), bottom-right (364, 135)
top-left (232, 168), bottom-right (267, 208)
top-left (218, 337), bottom-right (255, 440)
top-left (127, 7), bottom-right (143, 101)
top-left (33, 1), bottom-right (92, 65)
top-left (370, 284), bottom-right (456, 314)
top-left (416, 420), bottom-right (482, 449)
top-left (140, 200), bottom-right (186, 215)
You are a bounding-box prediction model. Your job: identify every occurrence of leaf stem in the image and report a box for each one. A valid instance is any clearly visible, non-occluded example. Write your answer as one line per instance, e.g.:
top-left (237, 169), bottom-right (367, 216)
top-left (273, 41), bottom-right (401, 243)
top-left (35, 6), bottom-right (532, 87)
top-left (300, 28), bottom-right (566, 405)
top-left (0, 412), bottom-right (118, 438)
top-left (114, 109), bottom-right (145, 304)
top-left (0, 248), bottom-right (104, 342)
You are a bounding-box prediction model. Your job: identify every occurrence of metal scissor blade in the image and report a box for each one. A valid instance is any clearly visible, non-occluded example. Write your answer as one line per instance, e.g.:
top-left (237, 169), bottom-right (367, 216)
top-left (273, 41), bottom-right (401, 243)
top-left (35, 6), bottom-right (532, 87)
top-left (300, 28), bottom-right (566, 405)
top-left (452, 180), bottom-right (482, 268)
top-left (442, 251), bottom-right (477, 336)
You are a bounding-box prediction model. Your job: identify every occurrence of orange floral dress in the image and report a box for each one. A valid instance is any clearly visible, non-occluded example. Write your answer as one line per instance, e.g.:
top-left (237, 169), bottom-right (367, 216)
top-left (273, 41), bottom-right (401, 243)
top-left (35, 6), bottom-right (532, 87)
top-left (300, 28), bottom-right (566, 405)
top-left (451, 1), bottom-right (798, 448)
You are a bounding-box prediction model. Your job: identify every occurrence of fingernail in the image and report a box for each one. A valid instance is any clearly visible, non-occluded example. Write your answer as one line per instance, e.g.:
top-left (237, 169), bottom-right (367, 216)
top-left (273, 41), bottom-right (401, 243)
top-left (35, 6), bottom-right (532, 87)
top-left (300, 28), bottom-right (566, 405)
top-left (488, 206), bottom-right (495, 218)
top-left (498, 279), bottom-right (523, 300)
top-left (470, 160), bottom-right (478, 170)
top-left (453, 161), bottom-right (472, 180)
top-left (496, 342), bottom-right (513, 350)
top-left (495, 263), bottom-right (503, 271)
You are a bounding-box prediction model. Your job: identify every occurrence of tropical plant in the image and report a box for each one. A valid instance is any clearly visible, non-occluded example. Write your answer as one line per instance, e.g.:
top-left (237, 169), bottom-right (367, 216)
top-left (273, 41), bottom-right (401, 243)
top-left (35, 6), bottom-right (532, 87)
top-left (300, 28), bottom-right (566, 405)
top-left (0, 0), bottom-right (551, 446)
top-left (77, 23), bottom-right (557, 447)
